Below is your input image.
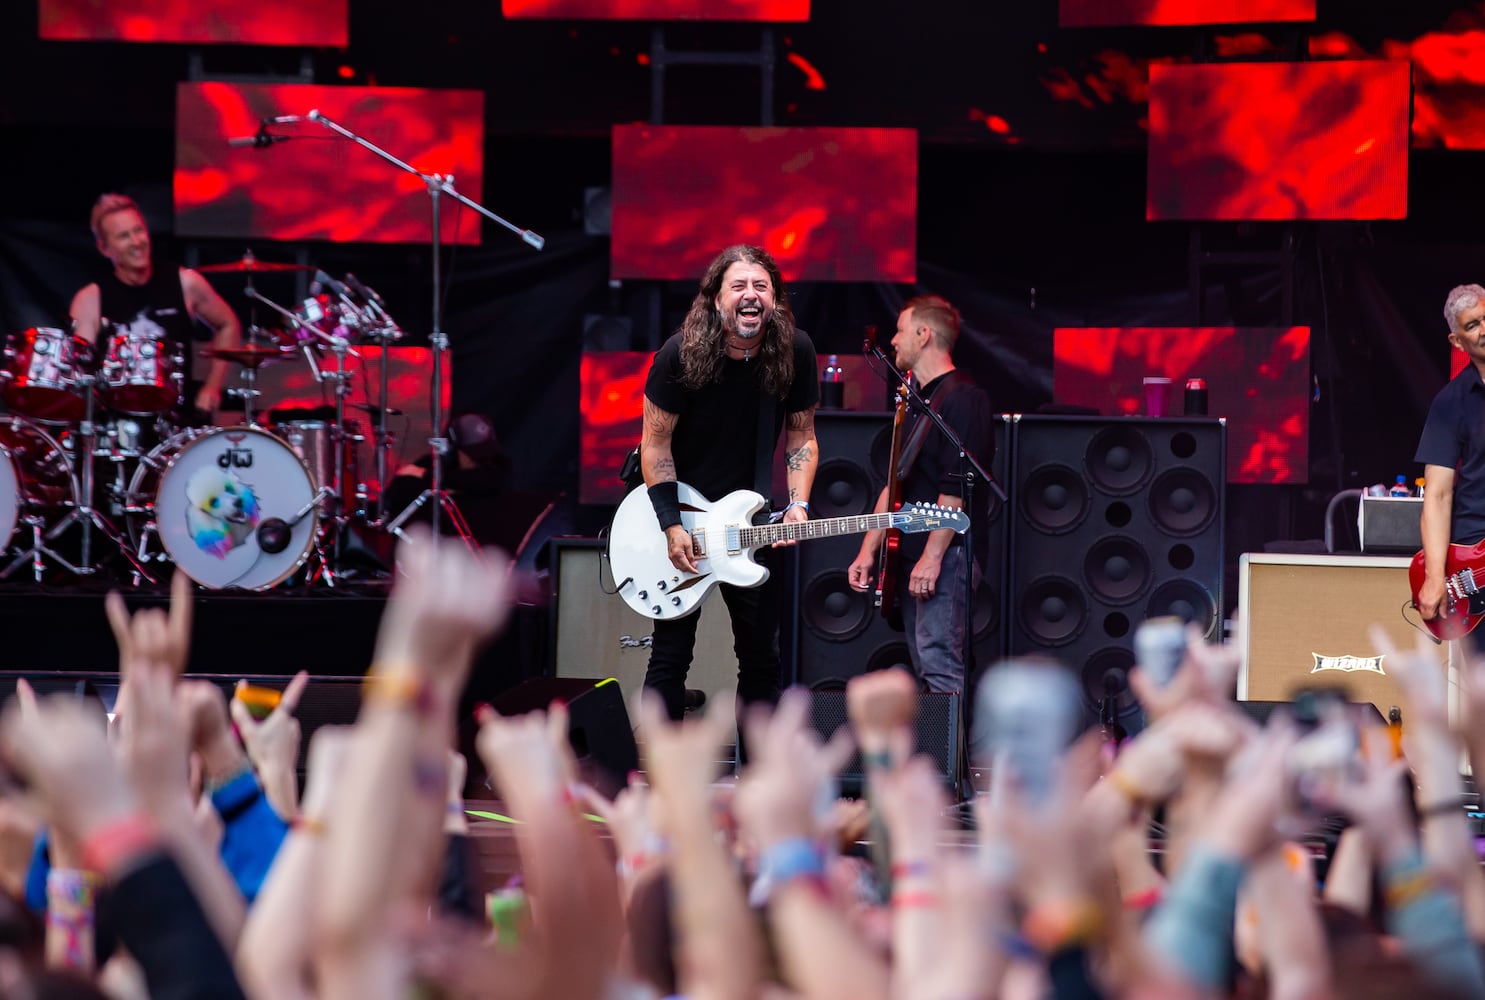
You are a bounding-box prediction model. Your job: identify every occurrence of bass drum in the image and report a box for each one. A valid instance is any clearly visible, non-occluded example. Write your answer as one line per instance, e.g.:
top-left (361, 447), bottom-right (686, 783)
top-left (0, 415), bottom-right (78, 550)
top-left (128, 426), bottom-right (317, 590)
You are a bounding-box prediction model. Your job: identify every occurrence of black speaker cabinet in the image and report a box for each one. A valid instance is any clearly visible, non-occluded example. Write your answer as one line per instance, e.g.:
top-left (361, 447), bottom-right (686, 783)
top-left (797, 412), bottom-right (1011, 691)
top-left (492, 676), bottom-right (639, 795)
top-left (1006, 416), bottom-right (1225, 717)
top-left (808, 689), bottom-right (962, 797)
top-left (795, 412), bottom-right (910, 688)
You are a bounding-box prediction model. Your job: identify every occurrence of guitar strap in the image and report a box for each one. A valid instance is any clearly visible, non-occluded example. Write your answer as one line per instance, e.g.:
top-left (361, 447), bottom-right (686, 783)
top-left (896, 369), bottom-right (974, 482)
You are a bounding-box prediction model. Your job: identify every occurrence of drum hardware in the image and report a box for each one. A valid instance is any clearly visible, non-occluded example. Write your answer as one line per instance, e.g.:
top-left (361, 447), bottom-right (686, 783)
top-left (296, 108), bottom-right (543, 551)
top-left (13, 371), bottom-right (156, 583)
top-left (0, 416), bottom-right (83, 582)
top-left (204, 344), bottom-right (291, 428)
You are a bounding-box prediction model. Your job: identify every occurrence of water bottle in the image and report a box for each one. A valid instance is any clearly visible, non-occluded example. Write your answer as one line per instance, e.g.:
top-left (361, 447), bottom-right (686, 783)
top-left (820, 354), bottom-right (844, 409)
top-left (1389, 475), bottom-right (1411, 498)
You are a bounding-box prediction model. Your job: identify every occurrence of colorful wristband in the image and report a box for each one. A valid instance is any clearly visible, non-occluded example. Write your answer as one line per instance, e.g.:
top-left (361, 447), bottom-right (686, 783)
top-left (79, 813), bottom-right (161, 877)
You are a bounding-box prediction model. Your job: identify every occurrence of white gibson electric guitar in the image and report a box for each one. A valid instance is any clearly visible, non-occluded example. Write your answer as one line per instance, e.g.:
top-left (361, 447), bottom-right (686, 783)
top-left (609, 482), bottom-right (970, 620)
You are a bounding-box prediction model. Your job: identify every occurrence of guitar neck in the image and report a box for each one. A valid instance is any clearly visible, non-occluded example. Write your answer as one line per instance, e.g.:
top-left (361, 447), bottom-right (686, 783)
top-left (741, 512), bottom-right (898, 549)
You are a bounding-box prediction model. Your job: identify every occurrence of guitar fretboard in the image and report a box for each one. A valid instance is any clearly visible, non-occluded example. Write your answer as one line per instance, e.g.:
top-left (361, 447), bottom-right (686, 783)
top-left (739, 512), bottom-right (899, 549)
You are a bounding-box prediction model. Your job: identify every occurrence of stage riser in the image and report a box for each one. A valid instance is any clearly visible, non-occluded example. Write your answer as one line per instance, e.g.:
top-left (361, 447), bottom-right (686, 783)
top-left (0, 592), bottom-right (387, 676)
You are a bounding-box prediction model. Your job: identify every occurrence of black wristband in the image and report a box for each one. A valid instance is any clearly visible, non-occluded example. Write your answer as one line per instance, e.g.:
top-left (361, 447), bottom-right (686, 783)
top-left (648, 481), bottom-right (683, 530)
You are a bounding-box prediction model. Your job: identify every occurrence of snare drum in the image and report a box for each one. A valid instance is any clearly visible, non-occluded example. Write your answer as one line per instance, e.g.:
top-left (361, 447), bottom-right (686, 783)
top-left (0, 415), bottom-right (79, 552)
top-left (101, 328), bottom-right (182, 415)
top-left (127, 426), bottom-right (317, 589)
top-left (3, 328), bottom-right (91, 423)
top-left (274, 419), bottom-right (362, 510)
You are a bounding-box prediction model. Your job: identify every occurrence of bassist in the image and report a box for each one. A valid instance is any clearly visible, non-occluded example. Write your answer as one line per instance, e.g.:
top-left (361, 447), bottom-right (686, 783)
top-left (1417, 284), bottom-right (1485, 626)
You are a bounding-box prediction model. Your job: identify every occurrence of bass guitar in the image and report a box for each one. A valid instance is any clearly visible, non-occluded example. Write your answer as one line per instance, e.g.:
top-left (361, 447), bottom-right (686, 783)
top-left (609, 482), bottom-right (969, 620)
top-left (1409, 541), bottom-right (1485, 641)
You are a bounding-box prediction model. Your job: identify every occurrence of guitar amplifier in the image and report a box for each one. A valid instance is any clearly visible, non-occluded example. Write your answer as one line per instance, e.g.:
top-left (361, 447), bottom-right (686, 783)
top-left (1238, 553), bottom-right (1446, 722)
top-left (1358, 495), bottom-right (1423, 553)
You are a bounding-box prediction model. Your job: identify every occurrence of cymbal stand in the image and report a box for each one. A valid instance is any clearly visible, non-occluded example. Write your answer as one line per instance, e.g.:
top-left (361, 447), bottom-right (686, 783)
top-left (298, 108), bottom-right (544, 550)
top-left (2, 374), bottom-right (154, 583)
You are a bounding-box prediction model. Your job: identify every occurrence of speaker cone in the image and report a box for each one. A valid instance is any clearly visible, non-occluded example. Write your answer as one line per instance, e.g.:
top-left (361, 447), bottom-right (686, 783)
top-left (865, 641), bottom-right (913, 674)
top-left (801, 569), bottom-right (874, 642)
top-left (1080, 645), bottom-right (1138, 712)
top-left (1016, 575), bottom-right (1088, 647)
top-left (1149, 468), bottom-right (1217, 537)
top-left (1082, 534), bottom-right (1153, 605)
top-left (1146, 579), bottom-right (1218, 635)
top-left (1019, 464), bottom-right (1090, 535)
top-left (1085, 425), bottom-right (1153, 496)
top-left (811, 459), bottom-right (874, 519)
top-left (973, 577), bottom-right (1000, 641)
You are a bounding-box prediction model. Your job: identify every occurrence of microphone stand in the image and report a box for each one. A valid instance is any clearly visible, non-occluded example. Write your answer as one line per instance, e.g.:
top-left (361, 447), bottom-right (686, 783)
top-left (297, 109), bottom-right (545, 550)
top-left (863, 339), bottom-right (1006, 700)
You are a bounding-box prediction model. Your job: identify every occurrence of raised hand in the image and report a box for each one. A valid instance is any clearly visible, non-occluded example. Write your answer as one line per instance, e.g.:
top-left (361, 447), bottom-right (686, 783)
top-left (733, 689), bottom-right (854, 851)
top-left (105, 570), bottom-right (194, 680)
top-left (374, 527), bottom-right (514, 700)
top-left (230, 671), bottom-right (308, 820)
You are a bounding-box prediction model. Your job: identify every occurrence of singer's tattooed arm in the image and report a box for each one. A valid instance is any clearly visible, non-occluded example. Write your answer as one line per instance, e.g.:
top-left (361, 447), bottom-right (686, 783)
top-left (782, 406), bottom-right (819, 512)
top-left (641, 398), bottom-right (681, 486)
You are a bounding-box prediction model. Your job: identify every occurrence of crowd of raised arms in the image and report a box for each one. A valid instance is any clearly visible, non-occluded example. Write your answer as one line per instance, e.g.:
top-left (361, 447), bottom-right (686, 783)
top-left (0, 530), bottom-right (1480, 1000)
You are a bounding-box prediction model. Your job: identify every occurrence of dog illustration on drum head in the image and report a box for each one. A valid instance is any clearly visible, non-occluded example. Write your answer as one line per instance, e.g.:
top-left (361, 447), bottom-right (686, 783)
top-left (183, 465), bottom-right (261, 559)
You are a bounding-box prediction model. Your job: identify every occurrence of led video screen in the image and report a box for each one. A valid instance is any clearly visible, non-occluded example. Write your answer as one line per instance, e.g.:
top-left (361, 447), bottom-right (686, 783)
top-left (503, 0), bottom-right (807, 19)
top-left (175, 83), bottom-right (484, 245)
top-left (611, 125), bottom-right (916, 283)
top-left (40, 0), bottom-right (347, 45)
top-left (580, 352), bottom-right (649, 505)
top-left (1060, 0), bottom-right (1313, 28)
top-left (1053, 326), bottom-right (1311, 484)
top-left (1147, 60), bottom-right (1410, 221)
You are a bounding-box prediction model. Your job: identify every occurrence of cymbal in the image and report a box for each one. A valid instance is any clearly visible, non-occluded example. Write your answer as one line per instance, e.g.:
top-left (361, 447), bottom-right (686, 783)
top-left (197, 258), bottom-right (315, 274)
top-left (201, 345), bottom-right (292, 368)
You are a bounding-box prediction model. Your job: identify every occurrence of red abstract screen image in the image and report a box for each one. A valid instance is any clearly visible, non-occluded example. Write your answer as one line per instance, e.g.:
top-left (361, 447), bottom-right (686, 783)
top-left (503, 0), bottom-right (807, 19)
top-left (611, 126), bottom-right (917, 283)
top-left (1060, 0), bottom-right (1313, 27)
top-left (1147, 61), bottom-right (1410, 221)
top-left (175, 83), bottom-right (484, 245)
top-left (40, 0), bottom-right (347, 45)
top-left (1311, 21), bottom-right (1485, 149)
top-left (1053, 327), bottom-right (1311, 485)
top-left (581, 352), bottom-right (649, 505)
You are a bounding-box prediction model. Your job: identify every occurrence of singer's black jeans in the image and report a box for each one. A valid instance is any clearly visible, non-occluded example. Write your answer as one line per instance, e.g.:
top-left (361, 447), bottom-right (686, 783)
top-left (643, 547), bottom-right (783, 726)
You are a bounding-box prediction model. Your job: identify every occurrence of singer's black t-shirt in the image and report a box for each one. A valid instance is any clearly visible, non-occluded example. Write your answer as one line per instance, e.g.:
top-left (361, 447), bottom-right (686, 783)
top-left (643, 329), bottom-right (818, 504)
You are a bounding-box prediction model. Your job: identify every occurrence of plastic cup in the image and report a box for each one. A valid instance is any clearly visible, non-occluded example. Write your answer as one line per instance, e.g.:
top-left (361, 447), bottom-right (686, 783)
top-left (1143, 376), bottom-right (1172, 417)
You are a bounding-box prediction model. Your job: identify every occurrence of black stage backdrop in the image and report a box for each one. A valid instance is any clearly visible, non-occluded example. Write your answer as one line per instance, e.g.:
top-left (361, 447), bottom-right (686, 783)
top-left (3, 0), bottom-right (1485, 614)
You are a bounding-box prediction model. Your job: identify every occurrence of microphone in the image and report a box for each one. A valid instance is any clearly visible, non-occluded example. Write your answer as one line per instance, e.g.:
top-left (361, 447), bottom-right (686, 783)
top-left (228, 116), bottom-right (304, 148)
top-left (863, 324), bottom-right (878, 355)
top-left (228, 132), bottom-right (293, 149)
top-left (343, 272), bottom-right (384, 307)
top-left (310, 270), bottom-right (349, 298)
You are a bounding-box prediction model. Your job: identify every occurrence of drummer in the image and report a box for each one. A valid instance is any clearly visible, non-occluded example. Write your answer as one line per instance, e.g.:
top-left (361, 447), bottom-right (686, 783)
top-left (68, 193), bottom-right (240, 420)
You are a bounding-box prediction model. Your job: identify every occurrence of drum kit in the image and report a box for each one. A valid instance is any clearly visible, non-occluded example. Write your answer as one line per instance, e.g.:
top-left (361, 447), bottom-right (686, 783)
top-left (0, 254), bottom-right (414, 591)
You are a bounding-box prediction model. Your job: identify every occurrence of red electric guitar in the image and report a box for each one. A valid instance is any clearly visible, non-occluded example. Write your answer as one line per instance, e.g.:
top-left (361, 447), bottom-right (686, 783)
top-left (1409, 541), bottom-right (1485, 641)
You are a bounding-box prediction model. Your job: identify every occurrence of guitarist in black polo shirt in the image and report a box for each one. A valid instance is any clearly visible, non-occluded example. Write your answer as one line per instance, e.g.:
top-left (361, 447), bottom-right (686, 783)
top-left (847, 295), bottom-right (992, 695)
top-left (637, 245), bottom-right (819, 723)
